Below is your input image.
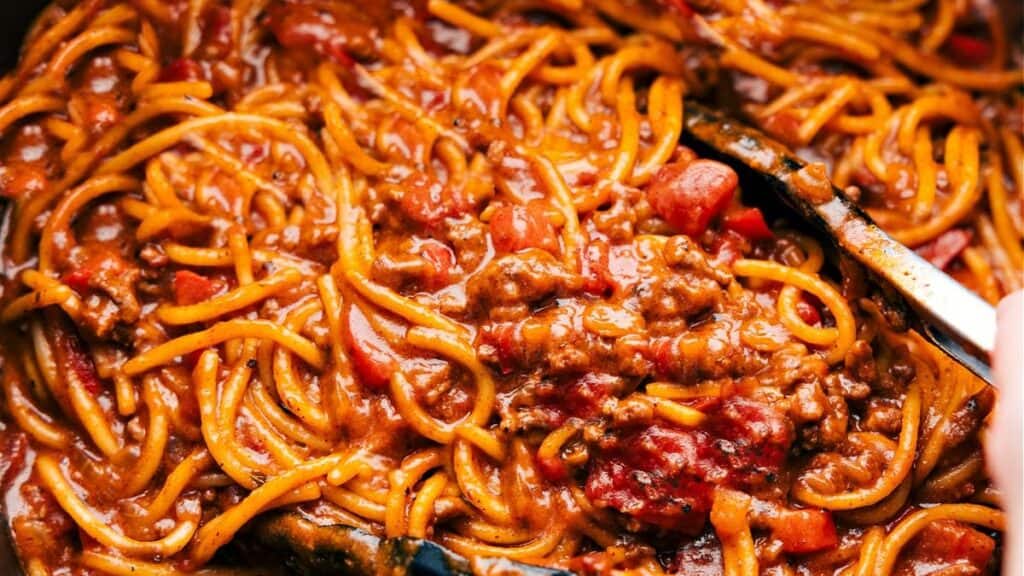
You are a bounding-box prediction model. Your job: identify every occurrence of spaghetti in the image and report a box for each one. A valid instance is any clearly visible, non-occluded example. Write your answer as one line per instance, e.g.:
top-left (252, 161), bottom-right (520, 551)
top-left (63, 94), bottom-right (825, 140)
top-left (0, 0), bottom-right (1013, 575)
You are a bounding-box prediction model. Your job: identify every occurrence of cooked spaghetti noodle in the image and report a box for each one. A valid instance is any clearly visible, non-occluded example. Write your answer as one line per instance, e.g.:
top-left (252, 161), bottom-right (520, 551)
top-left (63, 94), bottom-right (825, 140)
top-left (0, 0), bottom-right (1013, 575)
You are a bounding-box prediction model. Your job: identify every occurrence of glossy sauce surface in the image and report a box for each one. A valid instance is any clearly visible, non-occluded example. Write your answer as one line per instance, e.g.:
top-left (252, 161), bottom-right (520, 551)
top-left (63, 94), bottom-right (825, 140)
top-left (0, 1), bottom-right (1008, 575)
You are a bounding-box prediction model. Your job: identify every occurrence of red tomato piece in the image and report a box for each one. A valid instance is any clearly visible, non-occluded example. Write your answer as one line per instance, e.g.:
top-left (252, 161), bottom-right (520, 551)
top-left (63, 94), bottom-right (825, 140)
top-left (239, 140), bottom-right (269, 164)
top-left (51, 322), bottom-right (103, 395)
top-left (794, 294), bottom-right (822, 326)
top-left (580, 241), bottom-right (611, 295)
top-left (721, 207), bottom-right (773, 241)
top-left (398, 174), bottom-right (469, 227)
top-left (173, 270), bottom-right (218, 306)
top-left (648, 159), bottom-right (738, 237)
top-left (709, 229), bottom-right (747, 268)
top-left (947, 34), bottom-right (992, 65)
top-left (0, 432), bottom-right (27, 490)
top-left (646, 336), bottom-right (676, 377)
top-left (586, 425), bottom-right (712, 532)
top-left (479, 322), bottom-right (521, 375)
top-left (763, 507), bottom-right (839, 554)
top-left (562, 373), bottom-right (618, 420)
top-left (536, 453), bottom-right (569, 482)
top-left (344, 305), bottom-right (398, 390)
top-left (265, 3), bottom-right (355, 66)
top-left (400, 175), bottom-right (446, 225)
top-left (706, 396), bottom-right (794, 479)
top-left (901, 520), bottom-right (995, 573)
top-left (160, 58), bottom-right (203, 82)
top-left (605, 245), bottom-right (641, 293)
top-left (579, 241), bottom-right (642, 296)
top-left (63, 267), bottom-right (94, 293)
top-left (417, 239), bottom-right (456, 289)
top-left (585, 397), bottom-right (792, 533)
top-left (915, 228), bottom-right (972, 270)
top-left (532, 373), bottom-right (619, 428)
top-left (762, 111), bottom-right (802, 143)
top-left (489, 203), bottom-right (559, 254)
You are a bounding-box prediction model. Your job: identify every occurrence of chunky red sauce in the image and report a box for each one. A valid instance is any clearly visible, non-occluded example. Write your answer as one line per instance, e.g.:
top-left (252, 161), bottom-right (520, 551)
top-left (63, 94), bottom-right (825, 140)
top-left (0, 0), bottom-right (1006, 575)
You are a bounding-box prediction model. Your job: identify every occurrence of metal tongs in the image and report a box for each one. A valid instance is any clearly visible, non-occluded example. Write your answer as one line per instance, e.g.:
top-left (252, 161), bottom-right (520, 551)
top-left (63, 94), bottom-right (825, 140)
top-left (682, 103), bottom-right (996, 385)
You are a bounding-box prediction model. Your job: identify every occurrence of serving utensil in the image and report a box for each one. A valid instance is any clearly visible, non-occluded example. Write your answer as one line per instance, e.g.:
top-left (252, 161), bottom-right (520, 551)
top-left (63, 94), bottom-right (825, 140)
top-left (246, 512), bottom-right (569, 575)
top-left (682, 102), bottom-right (996, 385)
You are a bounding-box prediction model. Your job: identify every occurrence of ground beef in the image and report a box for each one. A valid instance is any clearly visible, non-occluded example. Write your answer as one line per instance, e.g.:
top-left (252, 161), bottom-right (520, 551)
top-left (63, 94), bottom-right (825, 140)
top-left (465, 249), bottom-right (577, 312)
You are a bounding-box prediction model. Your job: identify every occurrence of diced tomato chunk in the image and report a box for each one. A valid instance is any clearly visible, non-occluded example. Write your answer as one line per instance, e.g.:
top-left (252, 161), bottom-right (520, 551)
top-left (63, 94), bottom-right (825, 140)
top-left (0, 432), bottom-right (28, 490)
top-left (762, 507), bottom-right (838, 554)
top-left (899, 520), bottom-right (995, 574)
top-left (478, 322), bottom-right (521, 375)
top-left (63, 268), bottom-right (94, 292)
top-left (265, 3), bottom-right (362, 66)
top-left (585, 397), bottom-right (792, 533)
top-left (401, 176), bottom-right (446, 224)
top-left (947, 34), bottom-right (992, 65)
top-left (580, 241), bottom-right (641, 296)
top-left (762, 111), bottom-right (801, 143)
top-left (173, 270), bottom-right (218, 306)
top-left (668, 535), bottom-right (725, 576)
top-left (398, 174), bottom-right (469, 227)
top-left (795, 294), bottom-right (822, 326)
top-left (915, 228), bottom-right (972, 270)
top-left (344, 305), bottom-right (398, 390)
top-left (533, 372), bottom-right (619, 429)
top-left (647, 336), bottom-right (676, 377)
top-left (605, 245), bottom-right (641, 292)
top-left (710, 229), bottom-right (747, 267)
top-left (563, 373), bottom-right (618, 419)
top-left (708, 396), bottom-right (794, 478)
top-left (416, 239), bottom-right (456, 289)
top-left (536, 452), bottom-right (569, 482)
top-left (586, 425), bottom-right (712, 532)
top-left (648, 159), bottom-right (738, 237)
top-left (160, 58), bottom-right (203, 82)
top-left (580, 241), bottom-right (611, 295)
top-left (489, 203), bottom-right (559, 254)
top-left (721, 207), bottom-right (773, 241)
top-left (50, 319), bottom-right (103, 395)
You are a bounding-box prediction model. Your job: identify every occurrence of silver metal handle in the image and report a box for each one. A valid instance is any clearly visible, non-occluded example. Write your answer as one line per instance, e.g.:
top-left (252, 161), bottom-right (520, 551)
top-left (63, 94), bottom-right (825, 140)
top-left (815, 197), bottom-right (995, 383)
top-left (683, 103), bottom-right (996, 384)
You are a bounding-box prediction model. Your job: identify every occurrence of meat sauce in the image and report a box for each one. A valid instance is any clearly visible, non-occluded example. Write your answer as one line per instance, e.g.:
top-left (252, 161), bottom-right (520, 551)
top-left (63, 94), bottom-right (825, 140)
top-left (0, 0), bottom-right (1002, 574)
